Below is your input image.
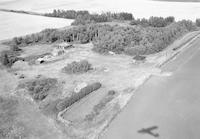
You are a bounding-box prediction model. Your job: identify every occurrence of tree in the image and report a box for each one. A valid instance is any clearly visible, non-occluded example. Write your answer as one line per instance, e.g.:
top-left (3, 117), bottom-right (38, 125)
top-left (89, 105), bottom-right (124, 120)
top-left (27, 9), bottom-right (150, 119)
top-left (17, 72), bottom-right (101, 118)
top-left (2, 53), bottom-right (9, 66)
top-left (165, 16), bottom-right (175, 24)
top-left (196, 18), bottom-right (200, 27)
top-left (149, 16), bottom-right (166, 27)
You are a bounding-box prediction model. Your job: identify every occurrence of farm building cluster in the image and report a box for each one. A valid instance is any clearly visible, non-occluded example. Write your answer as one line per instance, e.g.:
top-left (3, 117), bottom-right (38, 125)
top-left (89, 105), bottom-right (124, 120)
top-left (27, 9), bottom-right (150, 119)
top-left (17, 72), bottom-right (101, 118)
top-left (36, 42), bottom-right (74, 64)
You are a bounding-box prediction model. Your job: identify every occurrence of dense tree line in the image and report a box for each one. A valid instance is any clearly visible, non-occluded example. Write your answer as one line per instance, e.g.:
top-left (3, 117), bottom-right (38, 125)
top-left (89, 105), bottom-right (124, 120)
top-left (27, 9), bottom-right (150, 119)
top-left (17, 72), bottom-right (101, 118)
top-left (5, 20), bottom-right (197, 56)
top-left (5, 25), bottom-right (100, 46)
top-left (45, 9), bottom-right (177, 27)
top-left (72, 12), bottom-right (133, 25)
top-left (93, 20), bottom-right (197, 55)
top-left (45, 9), bottom-right (133, 25)
top-left (130, 16), bottom-right (175, 27)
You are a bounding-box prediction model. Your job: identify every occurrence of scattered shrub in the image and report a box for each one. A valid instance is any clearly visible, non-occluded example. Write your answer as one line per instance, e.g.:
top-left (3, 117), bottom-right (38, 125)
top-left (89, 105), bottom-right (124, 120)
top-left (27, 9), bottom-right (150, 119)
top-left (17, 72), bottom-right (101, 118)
top-left (21, 78), bottom-right (58, 101)
top-left (56, 82), bottom-right (101, 111)
top-left (0, 50), bottom-right (24, 67)
top-left (62, 60), bottom-right (92, 74)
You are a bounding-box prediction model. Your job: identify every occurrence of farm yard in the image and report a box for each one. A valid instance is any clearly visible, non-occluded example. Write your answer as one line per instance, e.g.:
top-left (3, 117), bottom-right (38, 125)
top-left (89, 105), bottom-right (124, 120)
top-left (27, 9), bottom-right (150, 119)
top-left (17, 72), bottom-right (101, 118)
top-left (0, 28), bottom-right (199, 138)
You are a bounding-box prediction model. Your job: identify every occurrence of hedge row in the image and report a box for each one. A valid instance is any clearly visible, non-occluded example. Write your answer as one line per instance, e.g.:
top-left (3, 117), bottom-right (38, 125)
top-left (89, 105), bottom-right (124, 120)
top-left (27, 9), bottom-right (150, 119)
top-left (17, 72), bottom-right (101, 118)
top-left (56, 82), bottom-right (101, 111)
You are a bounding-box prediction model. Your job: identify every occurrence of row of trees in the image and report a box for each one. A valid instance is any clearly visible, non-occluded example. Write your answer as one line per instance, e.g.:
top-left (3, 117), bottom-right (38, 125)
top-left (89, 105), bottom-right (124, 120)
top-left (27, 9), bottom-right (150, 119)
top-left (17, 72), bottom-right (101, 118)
top-left (130, 16), bottom-right (175, 27)
top-left (44, 10), bottom-right (90, 19)
top-left (45, 9), bottom-right (133, 25)
top-left (71, 12), bottom-right (133, 25)
top-left (5, 20), bottom-right (197, 56)
top-left (45, 9), bottom-right (200, 28)
top-left (6, 25), bottom-right (101, 46)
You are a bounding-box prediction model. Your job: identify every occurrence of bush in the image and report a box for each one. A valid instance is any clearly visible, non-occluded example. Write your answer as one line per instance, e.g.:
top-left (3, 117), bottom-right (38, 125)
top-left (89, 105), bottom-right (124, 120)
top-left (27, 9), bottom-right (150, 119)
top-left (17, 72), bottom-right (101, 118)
top-left (56, 82), bottom-right (101, 111)
top-left (62, 60), bottom-right (92, 74)
top-left (1, 53), bottom-right (9, 66)
top-left (0, 50), bottom-right (24, 67)
top-left (124, 46), bottom-right (147, 56)
top-left (21, 78), bottom-right (58, 101)
top-left (133, 55), bottom-right (146, 61)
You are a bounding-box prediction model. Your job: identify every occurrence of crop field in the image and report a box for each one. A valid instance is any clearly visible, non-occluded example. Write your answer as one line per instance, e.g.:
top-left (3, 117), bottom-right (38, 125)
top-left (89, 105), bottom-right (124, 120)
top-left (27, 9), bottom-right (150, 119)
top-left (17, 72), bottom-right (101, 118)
top-left (0, 11), bottom-right (73, 40)
top-left (0, 0), bottom-right (199, 20)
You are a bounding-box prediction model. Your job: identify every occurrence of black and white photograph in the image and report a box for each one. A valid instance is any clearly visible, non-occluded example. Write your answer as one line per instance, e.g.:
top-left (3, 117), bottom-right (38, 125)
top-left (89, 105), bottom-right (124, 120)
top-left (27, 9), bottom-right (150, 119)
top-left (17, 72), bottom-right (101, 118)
top-left (0, 0), bottom-right (200, 139)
